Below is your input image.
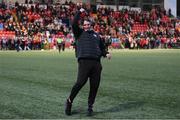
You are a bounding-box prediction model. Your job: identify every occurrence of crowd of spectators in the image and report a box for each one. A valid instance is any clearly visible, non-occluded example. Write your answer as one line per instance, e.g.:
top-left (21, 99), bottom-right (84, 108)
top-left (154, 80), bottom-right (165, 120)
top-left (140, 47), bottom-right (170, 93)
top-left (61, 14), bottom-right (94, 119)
top-left (0, 0), bottom-right (180, 51)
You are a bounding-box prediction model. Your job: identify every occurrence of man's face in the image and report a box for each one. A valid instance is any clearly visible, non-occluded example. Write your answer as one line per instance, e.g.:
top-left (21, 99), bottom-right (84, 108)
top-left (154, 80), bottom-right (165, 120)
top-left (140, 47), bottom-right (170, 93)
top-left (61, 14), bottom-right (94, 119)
top-left (83, 20), bottom-right (91, 31)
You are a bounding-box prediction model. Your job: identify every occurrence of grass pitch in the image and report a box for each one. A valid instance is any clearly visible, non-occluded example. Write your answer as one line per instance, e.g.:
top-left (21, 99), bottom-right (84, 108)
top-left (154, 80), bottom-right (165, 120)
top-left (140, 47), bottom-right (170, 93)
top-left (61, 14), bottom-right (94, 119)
top-left (0, 49), bottom-right (180, 119)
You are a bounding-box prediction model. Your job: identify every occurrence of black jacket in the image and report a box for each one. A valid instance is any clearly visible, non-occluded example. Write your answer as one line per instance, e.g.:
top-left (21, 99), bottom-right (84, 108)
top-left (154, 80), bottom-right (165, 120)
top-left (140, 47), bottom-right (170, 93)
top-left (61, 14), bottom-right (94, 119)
top-left (72, 11), bottom-right (108, 61)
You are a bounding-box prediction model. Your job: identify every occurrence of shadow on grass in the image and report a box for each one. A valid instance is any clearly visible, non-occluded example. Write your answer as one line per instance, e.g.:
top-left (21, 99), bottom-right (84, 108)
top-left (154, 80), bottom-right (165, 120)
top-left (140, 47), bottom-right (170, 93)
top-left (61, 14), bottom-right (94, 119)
top-left (96, 101), bottom-right (145, 114)
top-left (71, 106), bottom-right (85, 115)
top-left (70, 101), bottom-right (145, 116)
top-left (68, 101), bottom-right (145, 117)
top-left (71, 111), bottom-right (80, 115)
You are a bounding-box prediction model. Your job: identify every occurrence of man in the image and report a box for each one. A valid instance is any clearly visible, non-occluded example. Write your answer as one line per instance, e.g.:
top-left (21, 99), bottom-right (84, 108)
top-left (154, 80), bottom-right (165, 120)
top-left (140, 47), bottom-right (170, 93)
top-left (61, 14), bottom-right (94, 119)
top-left (65, 8), bottom-right (111, 116)
top-left (57, 37), bottom-right (63, 53)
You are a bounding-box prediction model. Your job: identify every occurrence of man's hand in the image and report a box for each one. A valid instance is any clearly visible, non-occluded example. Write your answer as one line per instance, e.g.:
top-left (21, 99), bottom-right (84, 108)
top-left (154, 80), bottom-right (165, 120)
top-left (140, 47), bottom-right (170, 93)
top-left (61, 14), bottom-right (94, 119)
top-left (106, 53), bottom-right (112, 60)
top-left (80, 8), bottom-right (85, 13)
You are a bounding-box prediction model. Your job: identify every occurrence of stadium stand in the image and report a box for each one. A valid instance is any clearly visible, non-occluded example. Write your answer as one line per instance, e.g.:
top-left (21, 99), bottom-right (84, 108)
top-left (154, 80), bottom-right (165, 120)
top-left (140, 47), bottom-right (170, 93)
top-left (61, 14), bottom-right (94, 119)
top-left (0, 0), bottom-right (179, 50)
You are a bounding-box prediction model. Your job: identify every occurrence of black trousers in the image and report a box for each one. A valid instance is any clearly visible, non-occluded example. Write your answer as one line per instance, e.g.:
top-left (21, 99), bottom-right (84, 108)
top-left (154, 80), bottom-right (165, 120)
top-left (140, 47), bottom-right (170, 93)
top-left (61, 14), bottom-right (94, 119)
top-left (69, 59), bottom-right (102, 108)
top-left (58, 44), bottom-right (62, 53)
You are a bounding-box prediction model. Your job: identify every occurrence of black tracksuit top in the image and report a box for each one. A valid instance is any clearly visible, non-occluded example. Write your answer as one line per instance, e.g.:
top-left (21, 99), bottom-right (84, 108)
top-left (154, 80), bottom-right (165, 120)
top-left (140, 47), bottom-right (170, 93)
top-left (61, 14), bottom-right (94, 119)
top-left (72, 11), bottom-right (108, 61)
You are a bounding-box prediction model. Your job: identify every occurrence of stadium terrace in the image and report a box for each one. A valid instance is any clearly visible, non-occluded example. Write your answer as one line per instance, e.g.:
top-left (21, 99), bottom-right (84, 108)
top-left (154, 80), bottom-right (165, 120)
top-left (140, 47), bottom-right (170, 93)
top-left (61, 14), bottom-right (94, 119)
top-left (0, 1), bottom-right (180, 51)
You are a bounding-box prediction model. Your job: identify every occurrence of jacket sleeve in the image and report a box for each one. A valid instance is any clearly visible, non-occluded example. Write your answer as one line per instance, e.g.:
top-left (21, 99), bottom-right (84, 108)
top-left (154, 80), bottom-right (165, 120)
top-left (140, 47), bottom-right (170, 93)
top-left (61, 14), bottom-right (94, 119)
top-left (99, 38), bottom-right (109, 57)
top-left (72, 11), bottom-right (83, 40)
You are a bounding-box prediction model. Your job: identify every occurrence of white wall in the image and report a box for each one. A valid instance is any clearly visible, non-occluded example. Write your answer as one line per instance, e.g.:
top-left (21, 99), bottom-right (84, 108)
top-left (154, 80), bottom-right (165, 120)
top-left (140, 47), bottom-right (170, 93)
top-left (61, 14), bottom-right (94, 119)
top-left (164, 0), bottom-right (177, 17)
top-left (3, 0), bottom-right (25, 4)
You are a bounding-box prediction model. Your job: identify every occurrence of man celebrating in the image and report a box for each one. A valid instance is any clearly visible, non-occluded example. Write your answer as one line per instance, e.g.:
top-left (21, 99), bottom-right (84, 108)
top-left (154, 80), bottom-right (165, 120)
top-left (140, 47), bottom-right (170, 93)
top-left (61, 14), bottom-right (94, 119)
top-left (65, 8), bottom-right (111, 116)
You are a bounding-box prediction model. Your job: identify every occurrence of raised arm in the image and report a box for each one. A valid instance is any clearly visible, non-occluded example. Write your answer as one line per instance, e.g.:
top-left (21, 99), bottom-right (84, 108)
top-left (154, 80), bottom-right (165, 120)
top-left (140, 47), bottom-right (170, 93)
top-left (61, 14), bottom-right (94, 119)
top-left (72, 9), bottom-right (84, 39)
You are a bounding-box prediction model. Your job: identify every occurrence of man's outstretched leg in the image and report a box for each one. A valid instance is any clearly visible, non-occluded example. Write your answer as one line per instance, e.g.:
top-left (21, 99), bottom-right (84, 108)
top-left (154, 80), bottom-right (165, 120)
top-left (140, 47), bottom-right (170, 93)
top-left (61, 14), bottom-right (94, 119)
top-left (65, 60), bottom-right (90, 115)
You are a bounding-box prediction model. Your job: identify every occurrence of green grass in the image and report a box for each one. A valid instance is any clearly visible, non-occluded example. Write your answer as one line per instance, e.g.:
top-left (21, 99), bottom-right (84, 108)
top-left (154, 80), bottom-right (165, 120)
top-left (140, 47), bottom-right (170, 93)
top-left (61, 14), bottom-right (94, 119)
top-left (0, 49), bottom-right (180, 119)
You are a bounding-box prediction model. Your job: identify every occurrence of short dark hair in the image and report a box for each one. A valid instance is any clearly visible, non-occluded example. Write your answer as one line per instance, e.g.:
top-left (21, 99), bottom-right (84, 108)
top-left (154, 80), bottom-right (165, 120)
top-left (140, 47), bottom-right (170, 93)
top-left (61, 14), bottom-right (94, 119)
top-left (81, 19), bottom-right (91, 25)
top-left (84, 19), bottom-right (91, 23)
